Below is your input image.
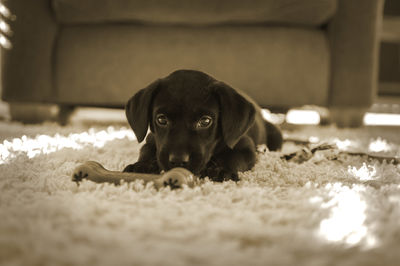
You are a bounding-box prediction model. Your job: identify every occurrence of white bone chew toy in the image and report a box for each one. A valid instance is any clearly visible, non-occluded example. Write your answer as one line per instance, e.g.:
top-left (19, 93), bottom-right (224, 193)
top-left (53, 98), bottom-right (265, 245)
top-left (72, 161), bottom-right (193, 189)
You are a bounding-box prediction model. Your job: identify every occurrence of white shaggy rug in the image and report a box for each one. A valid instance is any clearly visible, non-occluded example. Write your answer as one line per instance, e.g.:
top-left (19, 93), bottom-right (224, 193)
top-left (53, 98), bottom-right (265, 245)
top-left (0, 112), bottom-right (400, 266)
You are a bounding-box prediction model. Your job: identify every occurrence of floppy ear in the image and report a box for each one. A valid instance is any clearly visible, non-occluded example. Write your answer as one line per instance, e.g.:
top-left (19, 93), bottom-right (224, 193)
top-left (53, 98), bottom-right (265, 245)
top-left (213, 81), bottom-right (256, 149)
top-left (125, 79), bottom-right (160, 143)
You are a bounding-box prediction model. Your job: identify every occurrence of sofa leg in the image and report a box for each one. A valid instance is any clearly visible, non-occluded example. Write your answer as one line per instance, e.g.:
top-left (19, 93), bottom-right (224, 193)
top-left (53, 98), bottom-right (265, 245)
top-left (329, 107), bottom-right (366, 128)
top-left (9, 103), bottom-right (57, 124)
top-left (58, 105), bottom-right (75, 126)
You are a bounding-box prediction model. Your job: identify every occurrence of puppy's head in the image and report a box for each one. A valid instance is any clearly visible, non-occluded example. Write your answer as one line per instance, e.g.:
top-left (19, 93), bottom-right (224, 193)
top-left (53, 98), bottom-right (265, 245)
top-left (126, 70), bottom-right (255, 174)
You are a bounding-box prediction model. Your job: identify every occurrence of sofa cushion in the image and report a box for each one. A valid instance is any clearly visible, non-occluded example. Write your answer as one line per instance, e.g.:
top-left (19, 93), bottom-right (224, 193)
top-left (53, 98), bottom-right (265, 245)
top-left (52, 0), bottom-right (337, 26)
top-left (55, 25), bottom-right (329, 107)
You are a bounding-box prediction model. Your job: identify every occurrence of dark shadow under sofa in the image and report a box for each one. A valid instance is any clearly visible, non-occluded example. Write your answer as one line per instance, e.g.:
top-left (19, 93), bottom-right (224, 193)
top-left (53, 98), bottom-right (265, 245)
top-left (1, 0), bottom-right (384, 126)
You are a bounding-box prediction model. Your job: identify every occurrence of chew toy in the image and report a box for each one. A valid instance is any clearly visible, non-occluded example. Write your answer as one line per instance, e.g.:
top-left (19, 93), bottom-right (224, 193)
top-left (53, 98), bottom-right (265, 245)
top-left (72, 161), bottom-right (193, 189)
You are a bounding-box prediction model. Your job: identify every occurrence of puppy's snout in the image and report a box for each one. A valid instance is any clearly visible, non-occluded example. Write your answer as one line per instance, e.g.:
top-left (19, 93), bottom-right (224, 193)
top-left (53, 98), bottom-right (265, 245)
top-left (168, 152), bottom-right (190, 168)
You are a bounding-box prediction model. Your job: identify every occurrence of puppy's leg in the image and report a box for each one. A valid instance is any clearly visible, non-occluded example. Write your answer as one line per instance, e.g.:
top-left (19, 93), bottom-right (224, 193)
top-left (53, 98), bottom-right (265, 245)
top-left (123, 133), bottom-right (161, 174)
top-left (202, 136), bottom-right (256, 182)
top-left (265, 120), bottom-right (283, 151)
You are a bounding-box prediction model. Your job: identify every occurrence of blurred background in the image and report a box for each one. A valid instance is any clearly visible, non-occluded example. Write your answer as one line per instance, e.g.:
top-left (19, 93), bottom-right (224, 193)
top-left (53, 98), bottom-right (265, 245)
top-left (0, 0), bottom-right (399, 127)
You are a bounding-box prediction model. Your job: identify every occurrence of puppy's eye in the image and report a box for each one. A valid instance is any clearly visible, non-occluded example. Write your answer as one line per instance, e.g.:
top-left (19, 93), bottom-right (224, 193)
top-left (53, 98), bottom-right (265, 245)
top-left (156, 114), bottom-right (168, 127)
top-left (196, 116), bottom-right (213, 129)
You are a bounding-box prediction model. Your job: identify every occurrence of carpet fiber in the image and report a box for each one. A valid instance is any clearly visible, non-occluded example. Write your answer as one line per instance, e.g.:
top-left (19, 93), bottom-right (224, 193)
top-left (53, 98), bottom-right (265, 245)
top-left (0, 116), bottom-right (399, 266)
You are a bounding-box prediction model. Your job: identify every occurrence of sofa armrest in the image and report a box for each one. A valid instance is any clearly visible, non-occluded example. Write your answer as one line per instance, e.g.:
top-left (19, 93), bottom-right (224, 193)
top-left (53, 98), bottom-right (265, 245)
top-left (1, 0), bottom-right (57, 103)
top-left (328, 0), bottom-right (384, 107)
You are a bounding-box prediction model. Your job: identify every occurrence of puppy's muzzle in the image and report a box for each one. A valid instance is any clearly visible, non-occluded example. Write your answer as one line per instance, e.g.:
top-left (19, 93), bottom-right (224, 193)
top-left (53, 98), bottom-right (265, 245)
top-left (168, 152), bottom-right (190, 168)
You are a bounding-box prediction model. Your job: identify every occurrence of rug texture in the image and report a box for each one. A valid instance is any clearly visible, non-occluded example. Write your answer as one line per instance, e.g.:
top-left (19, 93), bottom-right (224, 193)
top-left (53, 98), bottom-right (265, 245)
top-left (0, 117), bottom-right (399, 266)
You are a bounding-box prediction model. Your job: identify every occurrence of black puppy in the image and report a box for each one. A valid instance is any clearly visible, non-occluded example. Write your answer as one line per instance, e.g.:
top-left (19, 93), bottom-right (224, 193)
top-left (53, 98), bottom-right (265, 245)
top-left (124, 70), bottom-right (282, 181)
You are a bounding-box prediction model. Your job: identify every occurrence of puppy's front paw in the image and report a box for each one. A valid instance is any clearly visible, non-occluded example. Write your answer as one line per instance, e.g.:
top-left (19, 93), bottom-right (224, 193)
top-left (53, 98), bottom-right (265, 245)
top-left (123, 160), bottom-right (160, 174)
top-left (201, 165), bottom-right (239, 182)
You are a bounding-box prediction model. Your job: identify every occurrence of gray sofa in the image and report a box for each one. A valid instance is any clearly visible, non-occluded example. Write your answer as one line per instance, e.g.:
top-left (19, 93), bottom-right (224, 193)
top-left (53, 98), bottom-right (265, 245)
top-left (1, 0), bottom-right (384, 126)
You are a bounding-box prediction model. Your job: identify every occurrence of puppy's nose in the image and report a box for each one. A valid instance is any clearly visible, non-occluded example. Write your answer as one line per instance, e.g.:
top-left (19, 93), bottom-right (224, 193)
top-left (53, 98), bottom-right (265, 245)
top-left (168, 153), bottom-right (189, 168)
